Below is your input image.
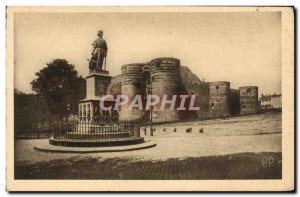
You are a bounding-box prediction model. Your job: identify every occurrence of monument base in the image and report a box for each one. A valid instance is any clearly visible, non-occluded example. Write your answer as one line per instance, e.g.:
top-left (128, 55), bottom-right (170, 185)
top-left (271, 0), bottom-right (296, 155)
top-left (89, 69), bottom-right (109, 75)
top-left (49, 137), bottom-right (145, 147)
top-left (34, 139), bottom-right (156, 153)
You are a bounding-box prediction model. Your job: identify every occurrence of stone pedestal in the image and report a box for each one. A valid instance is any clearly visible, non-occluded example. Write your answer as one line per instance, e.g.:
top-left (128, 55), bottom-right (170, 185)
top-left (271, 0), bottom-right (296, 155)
top-left (78, 70), bottom-right (113, 122)
top-left (86, 71), bottom-right (112, 98)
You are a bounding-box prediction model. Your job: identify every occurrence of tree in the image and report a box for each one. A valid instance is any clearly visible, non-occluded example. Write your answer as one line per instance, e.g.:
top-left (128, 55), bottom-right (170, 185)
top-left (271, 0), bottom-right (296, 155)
top-left (14, 89), bottom-right (50, 135)
top-left (31, 59), bottom-right (86, 120)
top-left (14, 89), bottom-right (30, 134)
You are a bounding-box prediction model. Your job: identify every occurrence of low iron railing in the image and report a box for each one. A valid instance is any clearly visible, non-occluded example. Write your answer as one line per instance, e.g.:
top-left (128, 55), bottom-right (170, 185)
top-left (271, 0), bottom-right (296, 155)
top-left (52, 119), bottom-right (141, 142)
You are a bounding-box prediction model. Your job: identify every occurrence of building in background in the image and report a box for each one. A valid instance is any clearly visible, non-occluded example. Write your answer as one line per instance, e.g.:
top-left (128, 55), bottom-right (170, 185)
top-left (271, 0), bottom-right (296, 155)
top-left (259, 94), bottom-right (282, 111)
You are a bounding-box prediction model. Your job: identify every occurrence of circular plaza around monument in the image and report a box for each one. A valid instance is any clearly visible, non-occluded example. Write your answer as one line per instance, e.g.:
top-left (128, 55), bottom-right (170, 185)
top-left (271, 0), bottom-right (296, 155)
top-left (34, 118), bottom-right (156, 153)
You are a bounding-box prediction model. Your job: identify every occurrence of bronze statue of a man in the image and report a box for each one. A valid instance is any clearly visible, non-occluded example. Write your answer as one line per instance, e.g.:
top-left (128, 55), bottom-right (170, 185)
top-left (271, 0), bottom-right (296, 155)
top-left (89, 30), bottom-right (108, 71)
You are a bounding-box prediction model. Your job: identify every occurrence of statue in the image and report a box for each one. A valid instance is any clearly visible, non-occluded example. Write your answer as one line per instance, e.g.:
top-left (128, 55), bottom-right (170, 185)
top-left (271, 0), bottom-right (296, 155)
top-left (89, 30), bottom-right (108, 71)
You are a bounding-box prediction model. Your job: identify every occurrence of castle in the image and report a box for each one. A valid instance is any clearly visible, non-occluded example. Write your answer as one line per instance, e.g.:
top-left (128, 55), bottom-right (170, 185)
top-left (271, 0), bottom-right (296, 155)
top-left (78, 57), bottom-right (259, 123)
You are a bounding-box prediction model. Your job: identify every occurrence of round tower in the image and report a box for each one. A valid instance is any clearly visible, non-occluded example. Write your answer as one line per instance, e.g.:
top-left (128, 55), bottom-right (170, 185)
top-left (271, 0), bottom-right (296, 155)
top-left (239, 86), bottom-right (258, 115)
top-left (208, 81), bottom-right (231, 118)
top-left (119, 63), bottom-right (146, 121)
top-left (149, 57), bottom-right (188, 122)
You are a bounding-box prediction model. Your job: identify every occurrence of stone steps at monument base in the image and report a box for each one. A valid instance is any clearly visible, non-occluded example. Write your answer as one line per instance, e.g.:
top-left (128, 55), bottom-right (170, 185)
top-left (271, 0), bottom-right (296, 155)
top-left (49, 137), bottom-right (145, 147)
top-left (60, 132), bottom-right (131, 140)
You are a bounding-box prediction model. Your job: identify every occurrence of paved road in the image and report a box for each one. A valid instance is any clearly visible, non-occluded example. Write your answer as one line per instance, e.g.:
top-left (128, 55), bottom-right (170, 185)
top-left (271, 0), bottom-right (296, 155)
top-left (15, 152), bottom-right (281, 180)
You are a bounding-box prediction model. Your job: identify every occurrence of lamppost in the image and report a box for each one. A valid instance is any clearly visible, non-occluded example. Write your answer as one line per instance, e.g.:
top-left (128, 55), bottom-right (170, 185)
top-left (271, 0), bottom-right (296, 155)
top-left (146, 77), bottom-right (154, 136)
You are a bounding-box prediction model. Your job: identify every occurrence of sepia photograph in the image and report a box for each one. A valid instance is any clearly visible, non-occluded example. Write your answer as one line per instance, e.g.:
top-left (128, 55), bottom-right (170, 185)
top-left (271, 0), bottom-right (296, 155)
top-left (6, 6), bottom-right (294, 191)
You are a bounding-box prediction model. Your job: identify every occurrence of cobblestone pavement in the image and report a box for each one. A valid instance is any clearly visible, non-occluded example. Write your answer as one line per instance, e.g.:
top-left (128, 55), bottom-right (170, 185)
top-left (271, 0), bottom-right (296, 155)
top-left (15, 152), bottom-right (281, 179)
top-left (15, 113), bottom-right (282, 179)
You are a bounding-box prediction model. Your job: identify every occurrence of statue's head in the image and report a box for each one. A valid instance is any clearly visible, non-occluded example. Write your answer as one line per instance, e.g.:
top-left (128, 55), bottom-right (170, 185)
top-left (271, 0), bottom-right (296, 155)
top-left (97, 30), bottom-right (103, 37)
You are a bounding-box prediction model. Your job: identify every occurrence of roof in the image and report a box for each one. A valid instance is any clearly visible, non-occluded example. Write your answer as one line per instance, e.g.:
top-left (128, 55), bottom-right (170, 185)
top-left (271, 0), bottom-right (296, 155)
top-left (260, 97), bottom-right (271, 102)
top-left (260, 94), bottom-right (282, 101)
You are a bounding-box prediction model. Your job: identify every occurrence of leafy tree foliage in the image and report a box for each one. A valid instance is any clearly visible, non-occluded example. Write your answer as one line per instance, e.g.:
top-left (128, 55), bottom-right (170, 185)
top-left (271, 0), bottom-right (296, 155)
top-left (31, 59), bottom-right (86, 120)
top-left (14, 89), bottom-right (50, 134)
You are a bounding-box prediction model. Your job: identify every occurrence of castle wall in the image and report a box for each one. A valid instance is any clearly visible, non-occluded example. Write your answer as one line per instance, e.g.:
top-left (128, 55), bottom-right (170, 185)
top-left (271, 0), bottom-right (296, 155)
top-left (150, 57), bottom-right (189, 122)
top-left (101, 58), bottom-right (259, 122)
top-left (119, 63), bottom-right (146, 121)
top-left (208, 81), bottom-right (231, 118)
top-left (230, 89), bottom-right (240, 115)
top-left (179, 66), bottom-right (209, 120)
top-left (239, 86), bottom-right (258, 115)
top-left (195, 83), bottom-right (210, 119)
top-left (106, 74), bottom-right (122, 97)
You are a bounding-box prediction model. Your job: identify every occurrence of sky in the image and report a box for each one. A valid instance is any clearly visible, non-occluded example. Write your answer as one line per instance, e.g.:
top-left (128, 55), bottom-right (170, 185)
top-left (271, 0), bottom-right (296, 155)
top-left (14, 11), bottom-right (281, 95)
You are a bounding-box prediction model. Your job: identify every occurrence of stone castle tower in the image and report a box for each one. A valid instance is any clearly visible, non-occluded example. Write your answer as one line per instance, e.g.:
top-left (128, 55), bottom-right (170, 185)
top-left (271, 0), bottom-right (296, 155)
top-left (239, 86), bottom-right (259, 115)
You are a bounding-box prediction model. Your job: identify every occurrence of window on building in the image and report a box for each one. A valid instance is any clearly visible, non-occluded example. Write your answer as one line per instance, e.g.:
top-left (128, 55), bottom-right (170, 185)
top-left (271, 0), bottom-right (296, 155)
top-left (242, 105), bottom-right (246, 109)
